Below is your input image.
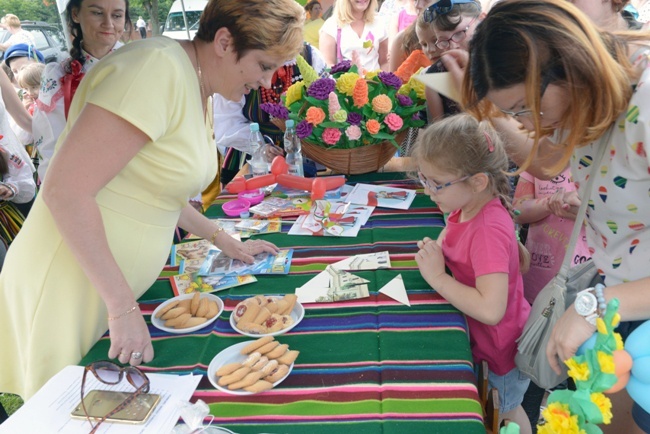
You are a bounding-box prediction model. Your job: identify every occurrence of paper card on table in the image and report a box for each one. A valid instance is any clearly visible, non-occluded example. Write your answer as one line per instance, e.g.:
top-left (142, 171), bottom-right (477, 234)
top-left (331, 251), bottom-right (391, 271)
top-left (296, 265), bottom-right (370, 303)
top-left (415, 72), bottom-right (461, 103)
top-left (288, 201), bottom-right (373, 237)
top-left (170, 272), bottom-right (257, 296)
top-left (378, 274), bottom-right (410, 306)
top-left (345, 183), bottom-right (415, 210)
top-left (198, 248), bottom-right (293, 276)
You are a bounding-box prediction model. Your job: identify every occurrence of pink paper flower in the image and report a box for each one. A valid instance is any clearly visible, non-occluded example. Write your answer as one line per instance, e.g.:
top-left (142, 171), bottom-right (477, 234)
top-left (328, 92), bottom-right (341, 120)
top-left (322, 128), bottom-right (342, 145)
top-left (345, 125), bottom-right (362, 140)
top-left (384, 113), bottom-right (404, 132)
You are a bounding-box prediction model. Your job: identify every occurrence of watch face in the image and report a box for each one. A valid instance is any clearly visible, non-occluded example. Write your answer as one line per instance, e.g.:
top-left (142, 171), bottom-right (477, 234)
top-left (576, 292), bottom-right (597, 316)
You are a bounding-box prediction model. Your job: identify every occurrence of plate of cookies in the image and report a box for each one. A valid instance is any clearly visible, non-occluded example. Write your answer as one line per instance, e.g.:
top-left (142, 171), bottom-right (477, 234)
top-left (208, 336), bottom-right (299, 395)
top-left (229, 294), bottom-right (304, 337)
top-left (151, 292), bottom-right (223, 334)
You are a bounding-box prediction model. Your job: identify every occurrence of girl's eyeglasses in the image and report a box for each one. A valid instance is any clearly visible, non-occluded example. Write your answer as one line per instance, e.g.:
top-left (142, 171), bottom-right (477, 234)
top-left (435, 17), bottom-right (477, 50)
top-left (424, 0), bottom-right (476, 22)
top-left (499, 108), bottom-right (544, 119)
top-left (81, 361), bottom-right (150, 433)
top-left (418, 171), bottom-right (470, 193)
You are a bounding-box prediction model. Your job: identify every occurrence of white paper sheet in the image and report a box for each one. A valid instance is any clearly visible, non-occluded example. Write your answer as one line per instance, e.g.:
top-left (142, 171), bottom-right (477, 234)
top-left (0, 365), bottom-right (201, 434)
top-left (331, 251), bottom-right (392, 271)
top-left (414, 72), bottom-right (462, 103)
top-left (378, 274), bottom-right (410, 306)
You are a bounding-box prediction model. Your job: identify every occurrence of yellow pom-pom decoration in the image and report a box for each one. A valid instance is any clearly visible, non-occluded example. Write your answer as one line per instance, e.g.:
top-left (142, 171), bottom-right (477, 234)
top-left (590, 393), bottom-right (613, 424)
top-left (284, 81), bottom-right (305, 107)
top-left (565, 359), bottom-right (590, 382)
top-left (538, 403), bottom-right (584, 434)
top-left (332, 109), bottom-right (348, 123)
top-left (336, 72), bottom-right (360, 96)
top-left (597, 351), bottom-right (615, 374)
top-left (365, 70), bottom-right (380, 80)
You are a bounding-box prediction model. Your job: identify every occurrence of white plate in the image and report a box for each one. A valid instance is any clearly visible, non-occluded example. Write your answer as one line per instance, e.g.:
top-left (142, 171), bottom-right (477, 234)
top-left (208, 340), bottom-right (294, 395)
top-left (151, 293), bottom-right (223, 334)
top-left (229, 297), bottom-right (304, 338)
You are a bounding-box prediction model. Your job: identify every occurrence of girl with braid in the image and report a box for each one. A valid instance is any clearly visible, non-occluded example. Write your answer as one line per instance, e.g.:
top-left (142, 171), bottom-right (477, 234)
top-left (412, 113), bottom-right (532, 433)
top-left (33, 0), bottom-right (131, 183)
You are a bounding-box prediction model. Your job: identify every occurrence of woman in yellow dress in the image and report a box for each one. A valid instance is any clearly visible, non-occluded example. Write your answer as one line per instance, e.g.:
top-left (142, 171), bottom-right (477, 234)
top-left (0, 0), bottom-right (305, 400)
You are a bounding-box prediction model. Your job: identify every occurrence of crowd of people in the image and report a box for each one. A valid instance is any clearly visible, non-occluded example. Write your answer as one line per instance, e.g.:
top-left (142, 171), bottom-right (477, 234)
top-left (0, 0), bottom-right (649, 432)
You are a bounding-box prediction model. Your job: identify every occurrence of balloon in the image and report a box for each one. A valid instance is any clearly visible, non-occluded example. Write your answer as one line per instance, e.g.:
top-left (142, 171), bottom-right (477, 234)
top-left (625, 321), bottom-right (650, 413)
top-left (226, 176), bottom-right (247, 193)
top-left (605, 371), bottom-right (630, 394)
top-left (576, 333), bottom-right (598, 356)
top-left (311, 178), bottom-right (326, 200)
top-left (271, 156), bottom-right (288, 175)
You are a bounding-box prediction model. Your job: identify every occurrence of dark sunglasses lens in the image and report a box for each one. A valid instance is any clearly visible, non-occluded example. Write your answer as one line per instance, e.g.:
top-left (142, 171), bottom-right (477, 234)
top-left (93, 361), bottom-right (121, 384)
top-left (126, 368), bottom-right (147, 389)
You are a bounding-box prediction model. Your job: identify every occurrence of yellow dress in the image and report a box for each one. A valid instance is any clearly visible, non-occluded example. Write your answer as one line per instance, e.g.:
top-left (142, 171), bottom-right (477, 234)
top-left (0, 38), bottom-right (217, 399)
top-left (304, 18), bottom-right (324, 47)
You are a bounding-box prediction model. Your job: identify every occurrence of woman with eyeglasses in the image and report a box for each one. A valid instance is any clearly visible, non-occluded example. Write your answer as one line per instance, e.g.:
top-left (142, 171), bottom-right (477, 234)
top-left (319, 0), bottom-right (389, 71)
top-left (447, 0), bottom-right (650, 431)
top-left (0, 0), bottom-right (299, 401)
top-left (421, 0), bottom-right (483, 122)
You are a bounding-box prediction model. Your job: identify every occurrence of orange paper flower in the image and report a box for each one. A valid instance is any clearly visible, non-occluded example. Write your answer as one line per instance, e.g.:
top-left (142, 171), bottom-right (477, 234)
top-left (372, 94), bottom-right (392, 114)
top-left (306, 106), bottom-right (326, 125)
top-left (352, 79), bottom-right (368, 108)
top-left (366, 119), bottom-right (381, 135)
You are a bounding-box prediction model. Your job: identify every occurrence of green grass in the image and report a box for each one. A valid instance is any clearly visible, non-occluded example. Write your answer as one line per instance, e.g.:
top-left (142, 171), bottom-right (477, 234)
top-left (0, 393), bottom-right (24, 417)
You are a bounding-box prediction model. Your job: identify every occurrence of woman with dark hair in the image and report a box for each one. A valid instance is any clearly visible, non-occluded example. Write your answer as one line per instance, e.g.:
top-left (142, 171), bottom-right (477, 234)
top-left (304, 0), bottom-right (324, 46)
top-left (0, 0), bottom-right (301, 401)
top-left (33, 0), bottom-right (131, 183)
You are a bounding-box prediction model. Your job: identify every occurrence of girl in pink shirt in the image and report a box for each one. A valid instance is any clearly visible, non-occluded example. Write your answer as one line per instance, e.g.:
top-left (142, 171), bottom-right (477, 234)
top-left (413, 113), bottom-right (532, 434)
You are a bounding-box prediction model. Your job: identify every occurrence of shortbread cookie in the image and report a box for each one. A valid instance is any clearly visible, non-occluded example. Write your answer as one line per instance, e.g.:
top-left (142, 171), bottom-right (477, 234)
top-left (233, 300), bottom-right (261, 324)
top-left (216, 362), bottom-right (242, 377)
top-left (276, 350), bottom-right (299, 365)
top-left (155, 300), bottom-right (179, 318)
top-left (243, 380), bottom-right (274, 393)
top-left (265, 363), bottom-right (290, 383)
top-left (240, 336), bottom-right (275, 355)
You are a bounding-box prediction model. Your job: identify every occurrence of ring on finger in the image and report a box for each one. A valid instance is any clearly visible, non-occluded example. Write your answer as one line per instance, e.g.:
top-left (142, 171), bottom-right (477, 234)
top-left (131, 351), bottom-right (143, 359)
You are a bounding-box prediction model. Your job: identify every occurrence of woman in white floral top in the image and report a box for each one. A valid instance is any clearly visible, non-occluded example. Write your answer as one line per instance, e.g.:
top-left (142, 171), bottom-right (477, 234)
top-left (33, 0), bottom-right (131, 183)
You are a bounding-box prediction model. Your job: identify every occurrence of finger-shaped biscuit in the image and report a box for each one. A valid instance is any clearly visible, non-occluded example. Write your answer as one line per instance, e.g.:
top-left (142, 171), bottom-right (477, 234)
top-left (265, 300), bottom-right (280, 314)
top-left (242, 351), bottom-right (262, 367)
top-left (216, 362), bottom-right (243, 377)
top-left (264, 343), bottom-right (289, 360)
top-left (195, 297), bottom-right (210, 317)
top-left (260, 359), bottom-right (278, 376)
top-left (251, 356), bottom-right (269, 371)
top-left (155, 300), bottom-right (179, 318)
top-left (252, 295), bottom-right (269, 306)
top-left (227, 370), bottom-right (265, 390)
top-left (240, 336), bottom-right (275, 355)
top-left (205, 301), bottom-right (220, 319)
top-left (217, 366), bottom-right (251, 386)
top-left (165, 312), bottom-right (192, 328)
top-left (257, 340), bottom-right (280, 355)
top-left (234, 301), bottom-right (260, 324)
top-left (243, 380), bottom-right (273, 393)
top-left (190, 292), bottom-right (201, 315)
top-left (281, 294), bottom-right (298, 315)
top-left (177, 316), bottom-right (207, 329)
top-left (264, 363), bottom-right (289, 383)
top-left (276, 350), bottom-right (299, 365)
top-left (274, 299), bottom-right (289, 315)
top-left (252, 307), bottom-right (272, 325)
top-left (236, 321), bottom-right (268, 334)
top-left (161, 306), bottom-right (187, 320)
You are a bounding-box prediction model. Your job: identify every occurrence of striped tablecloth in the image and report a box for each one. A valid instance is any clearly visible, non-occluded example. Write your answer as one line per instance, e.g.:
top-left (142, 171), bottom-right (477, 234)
top-left (81, 172), bottom-right (485, 433)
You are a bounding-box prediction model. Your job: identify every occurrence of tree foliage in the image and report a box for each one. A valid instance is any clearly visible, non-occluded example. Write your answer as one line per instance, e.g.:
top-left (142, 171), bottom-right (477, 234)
top-left (0, 0), bottom-right (60, 25)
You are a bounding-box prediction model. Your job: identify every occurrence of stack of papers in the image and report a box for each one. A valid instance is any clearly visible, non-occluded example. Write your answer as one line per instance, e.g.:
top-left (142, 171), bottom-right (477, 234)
top-left (198, 248), bottom-right (293, 277)
top-left (345, 183), bottom-right (416, 210)
top-left (0, 365), bottom-right (201, 434)
top-left (288, 200), bottom-right (374, 237)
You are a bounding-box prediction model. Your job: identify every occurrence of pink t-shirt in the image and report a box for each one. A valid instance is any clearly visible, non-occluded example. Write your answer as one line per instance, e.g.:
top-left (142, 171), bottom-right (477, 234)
top-left (519, 169), bottom-right (591, 304)
top-left (442, 198), bottom-right (530, 375)
top-left (397, 9), bottom-right (417, 32)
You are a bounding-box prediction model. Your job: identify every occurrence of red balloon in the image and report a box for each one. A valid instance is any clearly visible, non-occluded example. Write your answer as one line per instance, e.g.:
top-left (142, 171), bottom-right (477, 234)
top-left (246, 174), bottom-right (277, 190)
top-left (226, 176), bottom-right (247, 193)
top-left (311, 178), bottom-right (326, 200)
top-left (271, 156), bottom-right (289, 175)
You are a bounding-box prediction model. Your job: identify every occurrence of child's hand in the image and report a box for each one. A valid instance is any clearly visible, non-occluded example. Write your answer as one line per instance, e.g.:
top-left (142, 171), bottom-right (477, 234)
top-left (0, 184), bottom-right (14, 200)
top-left (415, 237), bottom-right (446, 287)
top-left (547, 188), bottom-right (580, 220)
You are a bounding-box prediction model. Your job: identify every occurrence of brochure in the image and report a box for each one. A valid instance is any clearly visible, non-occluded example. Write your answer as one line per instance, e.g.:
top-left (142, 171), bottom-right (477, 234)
top-left (170, 271), bottom-right (257, 296)
top-left (185, 219), bottom-right (281, 239)
top-left (234, 219), bottom-right (270, 233)
top-left (288, 200), bottom-right (374, 237)
top-left (171, 239), bottom-right (214, 274)
top-left (345, 183), bottom-right (416, 210)
top-left (197, 248), bottom-right (293, 276)
top-left (250, 196), bottom-right (313, 218)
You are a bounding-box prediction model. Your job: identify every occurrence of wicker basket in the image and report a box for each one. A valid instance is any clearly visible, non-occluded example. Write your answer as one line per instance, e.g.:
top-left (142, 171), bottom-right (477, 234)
top-left (301, 141), bottom-right (398, 175)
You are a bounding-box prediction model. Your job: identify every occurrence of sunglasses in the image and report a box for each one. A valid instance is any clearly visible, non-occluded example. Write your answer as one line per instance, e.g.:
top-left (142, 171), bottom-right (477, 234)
top-left (80, 361), bottom-right (150, 433)
top-left (424, 0), bottom-right (477, 22)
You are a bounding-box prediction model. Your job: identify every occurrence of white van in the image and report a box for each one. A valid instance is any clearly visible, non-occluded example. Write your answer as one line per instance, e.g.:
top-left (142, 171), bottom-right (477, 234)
top-left (162, 0), bottom-right (208, 40)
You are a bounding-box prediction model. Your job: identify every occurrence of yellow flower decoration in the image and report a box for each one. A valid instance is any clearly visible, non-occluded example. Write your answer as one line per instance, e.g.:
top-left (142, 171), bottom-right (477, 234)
top-left (336, 72), bottom-right (361, 96)
top-left (372, 94), bottom-right (393, 114)
top-left (398, 75), bottom-right (426, 100)
top-left (284, 81), bottom-right (305, 107)
top-left (597, 351), bottom-right (615, 374)
top-left (611, 313), bottom-right (621, 327)
top-left (332, 109), bottom-right (348, 123)
top-left (296, 54), bottom-right (318, 86)
top-left (538, 403), bottom-right (585, 434)
top-left (596, 317), bottom-right (608, 335)
top-left (590, 393), bottom-right (613, 425)
top-left (566, 359), bottom-right (590, 382)
top-left (365, 70), bottom-right (380, 80)
top-left (614, 332), bottom-right (624, 350)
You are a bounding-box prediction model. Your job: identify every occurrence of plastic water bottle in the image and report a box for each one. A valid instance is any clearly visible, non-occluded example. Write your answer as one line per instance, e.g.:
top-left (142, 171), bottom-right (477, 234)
top-left (249, 123), bottom-right (269, 177)
top-left (284, 120), bottom-right (304, 177)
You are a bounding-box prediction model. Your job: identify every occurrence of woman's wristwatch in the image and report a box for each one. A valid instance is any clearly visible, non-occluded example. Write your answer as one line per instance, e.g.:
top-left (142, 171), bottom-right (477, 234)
top-left (574, 283), bottom-right (606, 325)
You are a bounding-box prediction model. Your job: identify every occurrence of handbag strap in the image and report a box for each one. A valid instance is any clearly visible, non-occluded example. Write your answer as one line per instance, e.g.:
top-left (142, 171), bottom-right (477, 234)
top-left (556, 126), bottom-right (612, 280)
top-left (336, 27), bottom-right (343, 63)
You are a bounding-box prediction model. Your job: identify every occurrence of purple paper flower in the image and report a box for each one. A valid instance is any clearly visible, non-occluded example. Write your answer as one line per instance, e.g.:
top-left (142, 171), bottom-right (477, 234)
top-left (307, 78), bottom-right (336, 100)
top-left (347, 112), bottom-right (362, 125)
top-left (296, 120), bottom-right (313, 139)
top-left (330, 60), bottom-right (351, 74)
top-left (260, 102), bottom-right (289, 120)
top-left (377, 71), bottom-right (402, 90)
top-left (396, 94), bottom-right (413, 107)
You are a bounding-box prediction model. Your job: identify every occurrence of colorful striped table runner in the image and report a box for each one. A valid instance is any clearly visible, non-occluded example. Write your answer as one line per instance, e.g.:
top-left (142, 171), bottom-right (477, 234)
top-left (81, 173), bottom-right (485, 433)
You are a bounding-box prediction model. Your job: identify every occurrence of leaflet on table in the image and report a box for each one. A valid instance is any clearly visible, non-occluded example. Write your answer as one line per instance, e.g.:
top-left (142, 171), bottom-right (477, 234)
top-left (170, 271), bottom-right (257, 296)
top-left (234, 219), bottom-right (269, 233)
top-left (185, 218), bottom-right (281, 239)
top-left (271, 175), bottom-right (348, 200)
top-left (295, 265), bottom-right (370, 303)
top-left (171, 239), bottom-right (214, 274)
top-left (250, 196), bottom-right (313, 218)
top-left (197, 248), bottom-right (293, 276)
top-left (288, 200), bottom-right (374, 237)
top-left (345, 183), bottom-right (416, 210)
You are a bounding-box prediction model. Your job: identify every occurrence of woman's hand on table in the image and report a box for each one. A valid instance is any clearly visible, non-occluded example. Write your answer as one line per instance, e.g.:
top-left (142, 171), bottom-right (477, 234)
top-left (546, 304), bottom-right (595, 375)
top-left (216, 231), bottom-right (280, 264)
top-left (415, 237), bottom-right (447, 287)
top-left (107, 308), bottom-right (154, 367)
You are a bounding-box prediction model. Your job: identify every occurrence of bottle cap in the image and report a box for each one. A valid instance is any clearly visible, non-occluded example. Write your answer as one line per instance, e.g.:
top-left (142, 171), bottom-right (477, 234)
top-left (249, 123), bottom-right (260, 132)
top-left (286, 119), bottom-right (295, 128)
